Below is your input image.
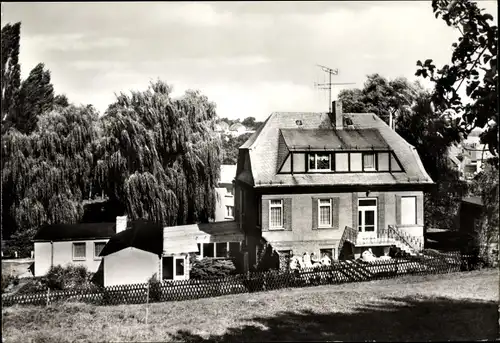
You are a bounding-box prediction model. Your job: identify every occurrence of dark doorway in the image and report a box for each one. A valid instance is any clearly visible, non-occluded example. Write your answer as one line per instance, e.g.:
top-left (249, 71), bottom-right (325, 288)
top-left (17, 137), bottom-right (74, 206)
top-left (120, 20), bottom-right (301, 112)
top-left (162, 256), bottom-right (174, 280)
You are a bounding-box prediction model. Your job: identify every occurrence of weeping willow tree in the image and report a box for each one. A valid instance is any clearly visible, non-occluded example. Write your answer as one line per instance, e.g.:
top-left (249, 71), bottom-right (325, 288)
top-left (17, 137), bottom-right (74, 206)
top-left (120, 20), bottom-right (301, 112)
top-left (96, 80), bottom-right (222, 226)
top-left (2, 104), bottom-right (100, 253)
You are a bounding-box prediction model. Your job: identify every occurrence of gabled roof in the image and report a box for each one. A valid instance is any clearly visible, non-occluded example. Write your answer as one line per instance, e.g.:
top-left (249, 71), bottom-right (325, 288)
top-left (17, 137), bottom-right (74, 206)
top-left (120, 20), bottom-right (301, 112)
top-left (99, 220), bottom-right (163, 257)
top-left (33, 222), bottom-right (116, 242)
top-left (229, 123), bottom-right (246, 131)
top-left (237, 111), bottom-right (434, 188)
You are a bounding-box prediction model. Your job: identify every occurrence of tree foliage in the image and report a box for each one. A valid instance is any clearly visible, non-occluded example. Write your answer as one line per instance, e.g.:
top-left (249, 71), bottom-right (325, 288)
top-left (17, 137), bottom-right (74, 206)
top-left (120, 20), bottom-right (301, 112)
top-left (467, 157), bottom-right (499, 263)
top-left (97, 80), bottom-right (222, 226)
top-left (416, 0), bottom-right (498, 155)
top-left (2, 105), bottom-right (101, 246)
top-left (1, 22), bottom-right (21, 127)
top-left (221, 132), bottom-right (253, 165)
top-left (338, 74), bottom-right (423, 127)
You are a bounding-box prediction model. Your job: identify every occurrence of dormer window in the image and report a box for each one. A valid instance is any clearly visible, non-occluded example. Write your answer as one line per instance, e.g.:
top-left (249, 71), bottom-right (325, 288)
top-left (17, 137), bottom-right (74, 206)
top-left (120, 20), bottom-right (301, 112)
top-left (363, 153), bottom-right (376, 171)
top-left (309, 153), bottom-right (331, 171)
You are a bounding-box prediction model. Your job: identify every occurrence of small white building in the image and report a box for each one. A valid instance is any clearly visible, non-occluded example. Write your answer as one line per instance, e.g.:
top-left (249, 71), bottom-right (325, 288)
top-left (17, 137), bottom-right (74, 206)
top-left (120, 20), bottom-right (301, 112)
top-left (214, 165), bottom-right (237, 222)
top-left (32, 221), bottom-right (116, 277)
top-left (100, 219), bottom-right (244, 287)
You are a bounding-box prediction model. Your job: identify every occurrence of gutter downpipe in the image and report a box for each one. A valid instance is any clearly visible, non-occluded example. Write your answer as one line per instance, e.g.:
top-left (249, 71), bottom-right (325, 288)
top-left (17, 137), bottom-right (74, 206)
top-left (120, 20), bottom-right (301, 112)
top-left (50, 241), bottom-right (54, 268)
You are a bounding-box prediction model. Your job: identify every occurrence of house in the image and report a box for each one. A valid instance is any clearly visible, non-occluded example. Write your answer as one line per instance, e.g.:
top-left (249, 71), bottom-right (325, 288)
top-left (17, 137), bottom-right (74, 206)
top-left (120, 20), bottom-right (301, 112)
top-left (215, 121), bottom-right (230, 133)
top-left (448, 127), bottom-right (495, 180)
top-left (234, 101), bottom-right (434, 269)
top-left (99, 218), bottom-right (244, 287)
top-left (213, 165), bottom-right (237, 222)
top-left (229, 123), bottom-right (248, 136)
top-left (32, 221), bottom-right (116, 276)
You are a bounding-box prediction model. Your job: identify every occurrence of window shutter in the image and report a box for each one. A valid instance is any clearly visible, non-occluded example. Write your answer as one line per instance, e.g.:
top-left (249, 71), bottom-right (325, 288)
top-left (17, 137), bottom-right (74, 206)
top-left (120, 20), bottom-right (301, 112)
top-left (352, 192), bottom-right (358, 230)
top-left (396, 195), bottom-right (402, 225)
top-left (283, 198), bottom-right (292, 231)
top-left (416, 195), bottom-right (422, 225)
top-left (378, 194), bottom-right (385, 232)
top-left (312, 197), bottom-right (318, 229)
top-left (332, 197), bottom-right (340, 230)
top-left (262, 199), bottom-right (270, 231)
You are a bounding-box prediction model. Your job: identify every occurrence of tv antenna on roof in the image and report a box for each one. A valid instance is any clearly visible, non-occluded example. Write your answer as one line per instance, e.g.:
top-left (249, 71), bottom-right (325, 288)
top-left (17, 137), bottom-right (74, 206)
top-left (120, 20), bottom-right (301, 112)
top-left (314, 64), bottom-right (355, 113)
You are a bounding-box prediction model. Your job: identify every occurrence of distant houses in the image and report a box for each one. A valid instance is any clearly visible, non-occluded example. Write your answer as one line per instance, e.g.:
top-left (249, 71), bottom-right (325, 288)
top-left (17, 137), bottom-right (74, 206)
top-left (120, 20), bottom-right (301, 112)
top-left (448, 127), bottom-right (495, 180)
top-left (215, 121), bottom-right (255, 137)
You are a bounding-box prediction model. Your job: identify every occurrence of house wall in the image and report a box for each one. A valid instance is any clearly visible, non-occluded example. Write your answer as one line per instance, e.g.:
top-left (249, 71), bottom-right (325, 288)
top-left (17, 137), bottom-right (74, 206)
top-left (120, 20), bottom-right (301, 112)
top-left (214, 182), bottom-right (235, 222)
top-left (103, 247), bottom-right (159, 287)
top-left (257, 190), bottom-right (424, 259)
top-left (34, 239), bottom-right (109, 277)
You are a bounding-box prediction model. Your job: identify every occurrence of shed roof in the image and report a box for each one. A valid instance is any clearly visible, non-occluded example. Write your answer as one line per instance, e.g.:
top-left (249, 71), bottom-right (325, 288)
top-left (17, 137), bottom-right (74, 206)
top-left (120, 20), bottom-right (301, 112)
top-left (462, 196), bottom-right (483, 206)
top-left (163, 221), bottom-right (243, 256)
top-left (33, 222), bottom-right (116, 242)
top-left (99, 220), bottom-right (163, 257)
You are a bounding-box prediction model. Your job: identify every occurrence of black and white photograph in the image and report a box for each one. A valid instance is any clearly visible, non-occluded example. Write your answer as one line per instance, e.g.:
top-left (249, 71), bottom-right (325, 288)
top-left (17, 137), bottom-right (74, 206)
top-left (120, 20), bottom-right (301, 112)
top-left (1, 1), bottom-right (498, 342)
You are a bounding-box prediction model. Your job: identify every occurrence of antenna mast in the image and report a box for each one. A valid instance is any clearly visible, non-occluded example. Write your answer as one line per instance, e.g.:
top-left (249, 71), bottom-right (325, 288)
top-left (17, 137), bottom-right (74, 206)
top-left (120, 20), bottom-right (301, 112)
top-left (315, 64), bottom-right (355, 113)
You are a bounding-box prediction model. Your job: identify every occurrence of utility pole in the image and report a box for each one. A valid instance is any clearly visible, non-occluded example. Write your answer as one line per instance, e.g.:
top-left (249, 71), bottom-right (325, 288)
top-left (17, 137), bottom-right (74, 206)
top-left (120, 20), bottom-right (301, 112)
top-left (315, 64), bottom-right (355, 113)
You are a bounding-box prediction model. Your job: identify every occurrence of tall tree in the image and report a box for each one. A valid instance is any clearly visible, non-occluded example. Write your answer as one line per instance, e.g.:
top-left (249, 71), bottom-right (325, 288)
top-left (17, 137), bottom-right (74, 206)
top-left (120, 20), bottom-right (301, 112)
top-left (416, 0), bottom-right (498, 156)
top-left (397, 91), bottom-right (468, 229)
top-left (2, 104), bottom-right (100, 253)
top-left (1, 22), bottom-right (21, 129)
top-left (339, 74), bottom-right (423, 127)
top-left (96, 80), bottom-right (222, 226)
top-left (14, 63), bottom-right (55, 134)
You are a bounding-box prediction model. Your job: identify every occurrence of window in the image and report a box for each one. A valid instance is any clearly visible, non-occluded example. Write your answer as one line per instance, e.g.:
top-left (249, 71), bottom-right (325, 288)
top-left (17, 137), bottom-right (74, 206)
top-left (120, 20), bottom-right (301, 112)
top-left (226, 186), bottom-right (233, 196)
top-left (175, 258), bottom-right (185, 276)
top-left (401, 196), bottom-right (417, 225)
top-left (309, 153), bottom-right (331, 171)
top-left (94, 242), bottom-right (106, 259)
top-left (196, 243), bottom-right (201, 256)
top-left (269, 199), bottom-right (283, 228)
top-left (203, 243), bottom-right (214, 258)
top-left (216, 242), bottom-right (228, 257)
top-left (318, 199), bottom-right (332, 227)
top-left (226, 205), bottom-right (234, 219)
top-left (363, 153), bottom-right (376, 171)
top-left (320, 248), bottom-right (335, 260)
top-left (73, 242), bottom-right (86, 260)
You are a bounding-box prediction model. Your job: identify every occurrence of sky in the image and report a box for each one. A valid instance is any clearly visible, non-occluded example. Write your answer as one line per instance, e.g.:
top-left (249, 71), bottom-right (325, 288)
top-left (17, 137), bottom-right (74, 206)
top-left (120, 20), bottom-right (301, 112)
top-left (1, 1), bottom-right (498, 121)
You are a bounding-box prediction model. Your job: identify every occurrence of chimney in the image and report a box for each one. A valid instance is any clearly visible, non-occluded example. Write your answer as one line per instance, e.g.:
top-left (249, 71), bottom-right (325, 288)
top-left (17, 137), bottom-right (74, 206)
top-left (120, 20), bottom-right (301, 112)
top-left (332, 100), bottom-right (343, 130)
top-left (116, 215), bottom-right (128, 234)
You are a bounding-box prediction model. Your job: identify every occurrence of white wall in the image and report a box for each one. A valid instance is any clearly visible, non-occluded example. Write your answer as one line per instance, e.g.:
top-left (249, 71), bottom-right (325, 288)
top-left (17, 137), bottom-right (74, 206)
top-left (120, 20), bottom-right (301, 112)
top-left (214, 183), bottom-right (235, 222)
top-left (34, 239), bottom-right (109, 277)
top-left (103, 247), bottom-right (160, 287)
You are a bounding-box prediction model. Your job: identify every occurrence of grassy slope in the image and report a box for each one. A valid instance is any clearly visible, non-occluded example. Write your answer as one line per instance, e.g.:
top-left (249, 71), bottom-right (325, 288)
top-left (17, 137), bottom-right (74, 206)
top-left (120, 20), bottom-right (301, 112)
top-left (2, 270), bottom-right (499, 342)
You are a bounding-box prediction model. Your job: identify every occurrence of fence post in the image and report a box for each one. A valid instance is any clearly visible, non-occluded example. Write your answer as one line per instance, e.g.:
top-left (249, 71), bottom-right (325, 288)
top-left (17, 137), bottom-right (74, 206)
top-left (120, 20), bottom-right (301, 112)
top-left (145, 283), bottom-right (149, 326)
top-left (46, 288), bottom-right (50, 306)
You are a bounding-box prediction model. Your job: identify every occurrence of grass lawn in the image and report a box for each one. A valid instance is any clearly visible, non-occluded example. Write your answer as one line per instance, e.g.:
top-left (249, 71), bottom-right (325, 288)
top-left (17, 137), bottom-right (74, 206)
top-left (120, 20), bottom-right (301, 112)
top-left (2, 269), bottom-right (498, 342)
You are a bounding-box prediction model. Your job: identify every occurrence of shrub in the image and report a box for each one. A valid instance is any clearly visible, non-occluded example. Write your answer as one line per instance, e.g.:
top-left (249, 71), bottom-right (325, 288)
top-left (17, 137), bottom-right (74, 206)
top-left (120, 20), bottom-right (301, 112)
top-left (2, 274), bottom-right (14, 294)
top-left (190, 258), bottom-right (237, 280)
top-left (45, 264), bottom-right (96, 291)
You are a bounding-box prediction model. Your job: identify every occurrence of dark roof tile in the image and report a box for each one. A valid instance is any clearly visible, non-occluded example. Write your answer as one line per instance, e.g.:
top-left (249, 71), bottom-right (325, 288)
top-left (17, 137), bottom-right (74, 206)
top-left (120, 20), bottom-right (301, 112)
top-left (33, 222), bottom-right (116, 242)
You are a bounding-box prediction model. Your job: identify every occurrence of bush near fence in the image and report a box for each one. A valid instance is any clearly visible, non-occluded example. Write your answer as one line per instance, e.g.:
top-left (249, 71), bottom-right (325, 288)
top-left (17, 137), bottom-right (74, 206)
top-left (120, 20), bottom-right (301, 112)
top-left (2, 252), bottom-right (479, 307)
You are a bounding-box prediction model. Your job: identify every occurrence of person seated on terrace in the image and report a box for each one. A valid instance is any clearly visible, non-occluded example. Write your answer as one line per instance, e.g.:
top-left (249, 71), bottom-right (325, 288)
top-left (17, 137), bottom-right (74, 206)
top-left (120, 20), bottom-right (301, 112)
top-left (320, 254), bottom-right (332, 266)
top-left (303, 252), bottom-right (313, 269)
top-left (362, 248), bottom-right (377, 262)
